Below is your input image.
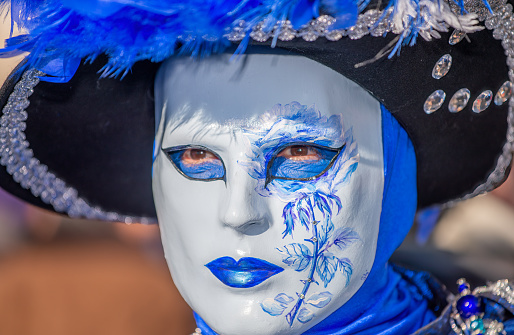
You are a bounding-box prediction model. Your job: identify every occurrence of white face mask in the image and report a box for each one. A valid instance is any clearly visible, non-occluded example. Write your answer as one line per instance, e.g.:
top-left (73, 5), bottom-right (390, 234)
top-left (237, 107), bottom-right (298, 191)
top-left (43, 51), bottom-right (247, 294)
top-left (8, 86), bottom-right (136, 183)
top-left (152, 52), bottom-right (384, 335)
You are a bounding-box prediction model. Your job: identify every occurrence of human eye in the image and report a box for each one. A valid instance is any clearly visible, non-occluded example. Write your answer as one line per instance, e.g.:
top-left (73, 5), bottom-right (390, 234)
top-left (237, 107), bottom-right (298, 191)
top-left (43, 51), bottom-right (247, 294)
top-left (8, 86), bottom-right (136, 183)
top-left (267, 143), bottom-right (342, 182)
top-left (163, 146), bottom-right (225, 181)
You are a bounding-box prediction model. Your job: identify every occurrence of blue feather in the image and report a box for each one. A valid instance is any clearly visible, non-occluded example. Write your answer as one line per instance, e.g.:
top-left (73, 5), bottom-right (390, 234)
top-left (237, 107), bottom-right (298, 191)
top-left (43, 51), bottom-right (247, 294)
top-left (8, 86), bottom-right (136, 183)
top-left (0, 0), bottom-right (361, 81)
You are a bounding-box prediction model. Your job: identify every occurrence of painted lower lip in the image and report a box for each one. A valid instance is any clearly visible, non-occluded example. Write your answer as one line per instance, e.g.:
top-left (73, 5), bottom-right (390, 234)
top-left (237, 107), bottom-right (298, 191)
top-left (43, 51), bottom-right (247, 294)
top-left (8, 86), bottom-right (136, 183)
top-left (206, 257), bottom-right (284, 288)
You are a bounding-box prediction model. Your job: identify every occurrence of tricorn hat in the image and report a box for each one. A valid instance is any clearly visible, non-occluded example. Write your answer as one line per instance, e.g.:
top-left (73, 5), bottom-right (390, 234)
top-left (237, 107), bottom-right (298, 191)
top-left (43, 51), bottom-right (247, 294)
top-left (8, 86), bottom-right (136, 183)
top-left (0, 0), bottom-right (513, 222)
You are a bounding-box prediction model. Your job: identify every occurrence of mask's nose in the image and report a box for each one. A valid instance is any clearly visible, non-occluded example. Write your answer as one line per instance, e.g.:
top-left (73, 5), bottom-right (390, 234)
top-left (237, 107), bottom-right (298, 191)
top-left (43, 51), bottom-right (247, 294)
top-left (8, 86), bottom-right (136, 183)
top-left (219, 166), bottom-right (271, 236)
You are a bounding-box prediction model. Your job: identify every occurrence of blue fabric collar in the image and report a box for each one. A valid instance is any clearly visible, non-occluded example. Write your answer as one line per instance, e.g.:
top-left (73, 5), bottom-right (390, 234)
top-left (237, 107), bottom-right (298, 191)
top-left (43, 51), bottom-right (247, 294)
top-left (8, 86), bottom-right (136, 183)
top-left (194, 106), bottom-right (432, 334)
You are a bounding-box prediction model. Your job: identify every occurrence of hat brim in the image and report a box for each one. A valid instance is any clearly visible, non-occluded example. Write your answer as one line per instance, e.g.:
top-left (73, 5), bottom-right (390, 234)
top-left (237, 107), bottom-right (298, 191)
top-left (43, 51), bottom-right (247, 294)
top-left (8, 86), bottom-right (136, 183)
top-left (0, 28), bottom-right (509, 220)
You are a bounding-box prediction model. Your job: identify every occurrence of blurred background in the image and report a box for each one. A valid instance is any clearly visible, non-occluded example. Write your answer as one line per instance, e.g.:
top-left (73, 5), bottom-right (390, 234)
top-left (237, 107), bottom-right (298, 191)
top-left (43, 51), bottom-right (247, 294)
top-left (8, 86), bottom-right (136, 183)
top-left (0, 10), bottom-right (195, 335)
top-left (1, 5), bottom-right (514, 335)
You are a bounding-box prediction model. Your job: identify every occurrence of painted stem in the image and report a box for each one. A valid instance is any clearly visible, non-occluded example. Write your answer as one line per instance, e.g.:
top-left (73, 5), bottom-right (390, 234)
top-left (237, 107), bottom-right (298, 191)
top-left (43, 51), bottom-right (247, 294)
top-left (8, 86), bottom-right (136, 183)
top-left (286, 221), bottom-right (320, 326)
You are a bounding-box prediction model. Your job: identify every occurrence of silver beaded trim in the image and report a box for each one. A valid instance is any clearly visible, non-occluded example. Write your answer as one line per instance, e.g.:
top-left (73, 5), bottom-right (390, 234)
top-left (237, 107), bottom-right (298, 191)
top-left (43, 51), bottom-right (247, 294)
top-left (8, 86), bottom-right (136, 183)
top-left (0, 69), bottom-right (154, 224)
top-left (226, 1), bottom-right (484, 44)
top-left (474, 279), bottom-right (514, 304)
top-left (445, 1), bottom-right (514, 208)
top-left (226, 12), bottom-right (392, 43)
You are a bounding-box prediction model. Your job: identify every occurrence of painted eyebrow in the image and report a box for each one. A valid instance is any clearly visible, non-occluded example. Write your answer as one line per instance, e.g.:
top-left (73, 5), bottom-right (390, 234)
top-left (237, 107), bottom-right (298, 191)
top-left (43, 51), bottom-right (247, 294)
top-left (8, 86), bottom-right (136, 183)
top-left (165, 120), bottom-right (240, 145)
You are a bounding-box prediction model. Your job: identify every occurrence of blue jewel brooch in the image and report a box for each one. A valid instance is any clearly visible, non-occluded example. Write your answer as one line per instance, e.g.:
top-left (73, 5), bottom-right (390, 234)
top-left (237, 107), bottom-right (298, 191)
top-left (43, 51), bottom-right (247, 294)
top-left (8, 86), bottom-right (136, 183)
top-left (450, 278), bottom-right (510, 335)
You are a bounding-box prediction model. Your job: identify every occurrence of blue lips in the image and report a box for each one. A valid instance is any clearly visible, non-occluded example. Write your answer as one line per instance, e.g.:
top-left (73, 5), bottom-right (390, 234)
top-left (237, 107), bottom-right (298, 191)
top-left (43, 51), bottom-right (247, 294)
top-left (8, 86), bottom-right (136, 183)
top-left (206, 257), bottom-right (284, 288)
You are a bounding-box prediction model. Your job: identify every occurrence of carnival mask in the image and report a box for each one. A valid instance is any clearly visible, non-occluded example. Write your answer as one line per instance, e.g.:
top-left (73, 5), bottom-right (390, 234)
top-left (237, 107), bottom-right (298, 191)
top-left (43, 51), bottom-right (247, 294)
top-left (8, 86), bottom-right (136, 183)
top-left (152, 52), bottom-right (385, 335)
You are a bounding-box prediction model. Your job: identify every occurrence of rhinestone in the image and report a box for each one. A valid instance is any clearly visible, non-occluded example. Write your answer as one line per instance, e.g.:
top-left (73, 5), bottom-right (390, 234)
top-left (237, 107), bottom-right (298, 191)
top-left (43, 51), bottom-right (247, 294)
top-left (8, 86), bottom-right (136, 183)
top-left (449, 30), bottom-right (466, 45)
top-left (424, 90), bottom-right (446, 114)
top-left (472, 90), bottom-right (493, 113)
top-left (507, 57), bottom-right (514, 67)
top-left (325, 30), bottom-right (344, 41)
top-left (312, 237), bottom-right (318, 242)
top-left (361, 9), bottom-right (380, 26)
top-left (502, 3), bottom-right (514, 16)
top-left (347, 24), bottom-right (368, 39)
top-left (301, 30), bottom-right (318, 42)
top-left (278, 28), bottom-right (296, 41)
top-left (370, 20), bottom-right (388, 37)
top-left (493, 25), bottom-right (507, 40)
top-left (432, 54), bottom-right (452, 79)
top-left (299, 294), bottom-right (305, 299)
top-left (495, 81), bottom-right (514, 105)
top-left (314, 15), bottom-right (335, 33)
top-left (449, 88), bottom-right (471, 113)
top-left (227, 28), bottom-right (246, 41)
top-left (250, 29), bottom-right (270, 42)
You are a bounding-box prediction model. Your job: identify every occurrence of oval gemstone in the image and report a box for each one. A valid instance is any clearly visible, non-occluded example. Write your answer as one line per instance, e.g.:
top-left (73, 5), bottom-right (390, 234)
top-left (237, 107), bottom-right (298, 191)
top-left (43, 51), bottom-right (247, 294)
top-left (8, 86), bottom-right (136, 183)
top-left (432, 54), bottom-right (452, 79)
top-left (449, 88), bottom-right (470, 113)
top-left (494, 81), bottom-right (514, 105)
top-left (449, 30), bottom-right (466, 45)
top-left (472, 90), bottom-right (493, 113)
top-left (424, 90), bottom-right (446, 114)
top-left (456, 295), bottom-right (482, 319)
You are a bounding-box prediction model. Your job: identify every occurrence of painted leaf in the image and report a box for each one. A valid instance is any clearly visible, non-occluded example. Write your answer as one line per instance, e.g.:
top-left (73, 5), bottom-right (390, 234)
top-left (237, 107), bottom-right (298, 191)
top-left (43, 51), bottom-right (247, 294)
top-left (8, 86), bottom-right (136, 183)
top-left (316, 253), bottom-right (338, 287)
top-left (327, 193), bottom-right (342, 214)
top-left (318, 216), bottom-right (334, 249)
top-left (282, 202), bottom-right (296, 238)
top-left (298, 203), bottom-right (311, 230)
top-left (317, 193), bottom-right (332, 216)
top-left (297, 307), bottom-right (315, 323)
top-left (338, 258), bottom-right (353, 287)
top-left (305, 196), bottom-right (315, 217)
top-left (278, 243), bottom-right (312, 271)
top-left (261, 298), bottom-right (287, 316)
top-left (305, 291), bottom-right (333, 308)
top-left (332, 227), bottom-right (360, 250)
top-left (274, 293), bottom-right (294, 305)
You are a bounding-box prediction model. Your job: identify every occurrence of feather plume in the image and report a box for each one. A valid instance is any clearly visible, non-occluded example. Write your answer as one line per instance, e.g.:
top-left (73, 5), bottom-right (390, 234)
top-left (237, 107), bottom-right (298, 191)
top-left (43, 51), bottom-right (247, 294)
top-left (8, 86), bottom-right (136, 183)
top-left (0, 0), bottom-right (487, 80)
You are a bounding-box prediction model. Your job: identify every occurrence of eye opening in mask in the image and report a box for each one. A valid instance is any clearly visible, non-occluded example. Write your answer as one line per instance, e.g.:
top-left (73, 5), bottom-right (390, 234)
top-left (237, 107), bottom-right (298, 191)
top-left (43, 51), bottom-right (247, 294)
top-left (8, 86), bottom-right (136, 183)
top-left (265, 143), bottom-right (345, 186)
top-left (162, 145), bottom-right (226, 182)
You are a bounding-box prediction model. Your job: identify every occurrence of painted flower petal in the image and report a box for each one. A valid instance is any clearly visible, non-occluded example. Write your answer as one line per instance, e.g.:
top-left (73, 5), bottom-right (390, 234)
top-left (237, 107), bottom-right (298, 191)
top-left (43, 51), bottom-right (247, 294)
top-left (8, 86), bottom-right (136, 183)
top-left (261, 298), bottom-right (287, 316)
top-left (297, 307), bottom-right (315, 323)
top-left (305, 291), bottom-right (332, 308)
top-left (275, 293), bottom-right (295, 305)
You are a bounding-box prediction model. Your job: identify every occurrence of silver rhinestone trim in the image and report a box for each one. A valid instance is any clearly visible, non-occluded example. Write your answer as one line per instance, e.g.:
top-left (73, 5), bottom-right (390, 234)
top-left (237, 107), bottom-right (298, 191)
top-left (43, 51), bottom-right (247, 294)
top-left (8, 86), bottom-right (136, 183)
top-left (226, 10), bottom-right (412, 44)
top-left (445, 2), bottom-right (514, 208)
top-left (0, 69), bottom-right (155, 224)
top-left (474, 279), bottom-right (514, 305)
top-left (225, 0), bottom-right (506, 44)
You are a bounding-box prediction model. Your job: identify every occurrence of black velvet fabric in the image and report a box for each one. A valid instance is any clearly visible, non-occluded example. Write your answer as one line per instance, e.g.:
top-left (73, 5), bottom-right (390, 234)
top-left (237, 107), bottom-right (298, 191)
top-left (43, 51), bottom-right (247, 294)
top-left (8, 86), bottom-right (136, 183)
top-left (0, 26), bottom-right (509, 218)
top-left (0, 59), bottom-right (160, 218)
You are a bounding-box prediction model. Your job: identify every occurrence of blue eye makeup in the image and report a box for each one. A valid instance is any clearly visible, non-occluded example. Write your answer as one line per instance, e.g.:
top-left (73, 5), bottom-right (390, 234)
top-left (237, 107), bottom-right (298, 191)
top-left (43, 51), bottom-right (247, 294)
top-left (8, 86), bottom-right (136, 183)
top-left (163, 146), bottom-right (225, 181)
top-left (267, 143), bottom-right (343, 184)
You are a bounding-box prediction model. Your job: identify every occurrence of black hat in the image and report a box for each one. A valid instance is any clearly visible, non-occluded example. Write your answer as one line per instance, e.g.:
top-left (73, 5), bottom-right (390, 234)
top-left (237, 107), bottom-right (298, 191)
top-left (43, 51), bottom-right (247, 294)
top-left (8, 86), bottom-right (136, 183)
top-left (0, 0), bottom-right (512, 222)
